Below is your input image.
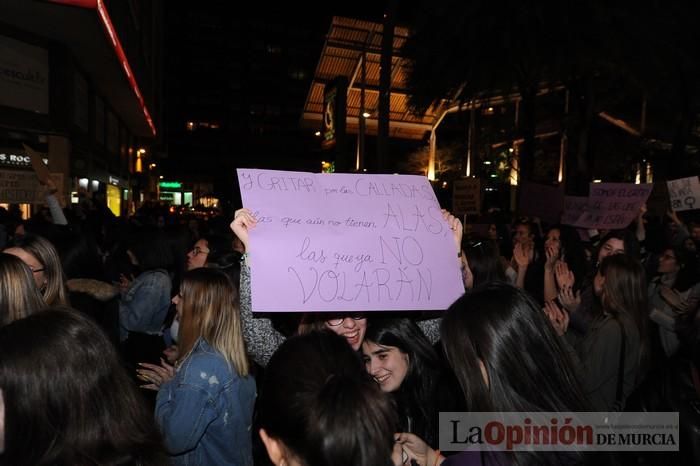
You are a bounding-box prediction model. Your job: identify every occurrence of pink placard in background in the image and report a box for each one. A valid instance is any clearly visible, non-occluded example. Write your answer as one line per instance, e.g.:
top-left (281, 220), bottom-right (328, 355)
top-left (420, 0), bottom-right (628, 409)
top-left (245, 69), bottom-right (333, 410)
top-left (238, 169), bottom-right (465, 312)
top-left (572, 183), bottom-right (652, 230)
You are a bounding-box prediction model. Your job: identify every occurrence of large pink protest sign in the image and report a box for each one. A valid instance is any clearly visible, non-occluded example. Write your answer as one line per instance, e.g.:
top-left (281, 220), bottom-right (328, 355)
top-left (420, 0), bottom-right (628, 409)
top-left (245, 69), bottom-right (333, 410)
top-left (572, 183), bottom-right (652, 230)
top-left (238, 169), bottom-right (465, 312)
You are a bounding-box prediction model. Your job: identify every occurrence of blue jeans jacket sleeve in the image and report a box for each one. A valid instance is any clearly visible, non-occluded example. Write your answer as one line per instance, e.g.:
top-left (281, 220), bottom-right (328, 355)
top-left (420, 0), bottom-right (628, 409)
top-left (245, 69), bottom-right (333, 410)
top-left (119, 270), bottom-right (171, 340)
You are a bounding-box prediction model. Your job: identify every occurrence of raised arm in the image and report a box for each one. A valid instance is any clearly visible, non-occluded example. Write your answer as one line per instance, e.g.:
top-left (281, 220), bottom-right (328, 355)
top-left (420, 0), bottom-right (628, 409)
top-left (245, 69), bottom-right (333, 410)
top-left (231, 209), bottom-right (286, 366)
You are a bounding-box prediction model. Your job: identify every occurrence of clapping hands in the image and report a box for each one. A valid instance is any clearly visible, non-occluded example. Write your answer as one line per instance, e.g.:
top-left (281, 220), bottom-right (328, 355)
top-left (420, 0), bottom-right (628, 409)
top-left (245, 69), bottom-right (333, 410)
top-left (136, 358), bottom-right (175, 391)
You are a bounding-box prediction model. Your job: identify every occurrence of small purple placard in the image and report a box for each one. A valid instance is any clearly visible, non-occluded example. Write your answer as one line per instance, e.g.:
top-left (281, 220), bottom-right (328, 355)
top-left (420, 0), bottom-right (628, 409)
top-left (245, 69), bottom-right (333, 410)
top-left (238, 169), bottom-right (465, 312)
top-left (572, 183), bottom-right (652, 230)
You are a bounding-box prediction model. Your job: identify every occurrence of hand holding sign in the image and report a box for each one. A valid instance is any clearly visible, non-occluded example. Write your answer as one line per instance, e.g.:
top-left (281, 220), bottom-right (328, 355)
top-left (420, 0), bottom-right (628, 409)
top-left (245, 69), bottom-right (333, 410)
top-left (237, 169), bottom-right (465, 312)
top-left (230, 208), bottom-right (258, 251)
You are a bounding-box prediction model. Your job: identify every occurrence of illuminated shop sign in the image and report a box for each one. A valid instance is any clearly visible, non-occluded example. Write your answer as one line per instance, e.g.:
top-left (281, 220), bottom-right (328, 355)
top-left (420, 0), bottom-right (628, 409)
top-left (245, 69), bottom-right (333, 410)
top-left (0, 152), bottom-right (48, 167)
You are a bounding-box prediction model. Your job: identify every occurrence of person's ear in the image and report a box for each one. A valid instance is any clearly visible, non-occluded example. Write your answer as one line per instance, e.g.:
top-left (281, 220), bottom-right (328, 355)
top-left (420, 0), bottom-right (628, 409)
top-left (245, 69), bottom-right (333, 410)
top-left (259, 428), bottom-right (287, 466)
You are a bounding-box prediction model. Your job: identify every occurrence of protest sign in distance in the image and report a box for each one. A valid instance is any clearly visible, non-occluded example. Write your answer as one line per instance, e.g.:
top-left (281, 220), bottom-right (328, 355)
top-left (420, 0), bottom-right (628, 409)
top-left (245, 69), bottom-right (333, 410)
top-left (452, 178), bottom-right (481, 216)
top-left (0, 170), bottom-right (63, 204)
top-left (237, 169), bottom-right (465, 312)
top-left (667, 176), bottom-right (700, 212)
top-left (560, 196), bottom-right (588, 226)
top-left (572, 183), bottom-right (653, 230)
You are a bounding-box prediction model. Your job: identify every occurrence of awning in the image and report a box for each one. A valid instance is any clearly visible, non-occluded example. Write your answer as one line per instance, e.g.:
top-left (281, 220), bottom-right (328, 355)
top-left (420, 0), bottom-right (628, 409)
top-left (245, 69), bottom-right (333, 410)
top-left (302, 16), bottom-right (441, 141)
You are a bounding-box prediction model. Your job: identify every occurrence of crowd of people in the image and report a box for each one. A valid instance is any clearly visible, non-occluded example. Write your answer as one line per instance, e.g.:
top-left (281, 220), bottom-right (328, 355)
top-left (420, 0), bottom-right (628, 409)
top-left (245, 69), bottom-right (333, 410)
top-left (0, 191), bottom-right (699, 465)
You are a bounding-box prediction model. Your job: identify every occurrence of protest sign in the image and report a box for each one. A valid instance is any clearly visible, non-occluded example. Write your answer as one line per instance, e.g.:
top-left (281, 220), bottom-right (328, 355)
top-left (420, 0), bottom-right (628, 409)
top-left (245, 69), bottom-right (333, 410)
top-left (519, 182), bottom-right (565, 225)
top-left (238, 169), bottom-right (465, 312)
top-left (452, 178), bottom-right (481, 216)
top-left (22, 143), bottom-right (50, 184)
top-left (560, 196), bottom-right (588, 226)
top-left (572, 183), bottom-right (652, 229)
top-left (667, 176), bottom-right (700, 212)
top-left (0, 170), bottom-right (63, 203)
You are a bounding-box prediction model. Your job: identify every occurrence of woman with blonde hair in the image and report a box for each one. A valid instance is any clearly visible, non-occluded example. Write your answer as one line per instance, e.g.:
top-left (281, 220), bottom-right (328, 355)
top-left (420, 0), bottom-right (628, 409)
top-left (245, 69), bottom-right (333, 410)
top-left (4, 233), bottom-right (69, 306)
top-left (137, 267), bottom-right (256, 466)
top-left (0, 253), bottom-right (46, 326)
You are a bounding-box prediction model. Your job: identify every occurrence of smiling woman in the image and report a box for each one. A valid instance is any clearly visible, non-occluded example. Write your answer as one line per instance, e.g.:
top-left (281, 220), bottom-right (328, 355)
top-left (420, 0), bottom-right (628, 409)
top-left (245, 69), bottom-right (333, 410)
top-left (362, 318), bottom-right (463, 449)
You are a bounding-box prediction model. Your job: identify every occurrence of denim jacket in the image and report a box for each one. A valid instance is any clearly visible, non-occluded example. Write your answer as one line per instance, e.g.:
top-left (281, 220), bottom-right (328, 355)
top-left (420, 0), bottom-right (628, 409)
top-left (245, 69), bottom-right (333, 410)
top-left (156, 338), bottom-right (256, 466)
top-left (119, 269), bottom-right (171, 341)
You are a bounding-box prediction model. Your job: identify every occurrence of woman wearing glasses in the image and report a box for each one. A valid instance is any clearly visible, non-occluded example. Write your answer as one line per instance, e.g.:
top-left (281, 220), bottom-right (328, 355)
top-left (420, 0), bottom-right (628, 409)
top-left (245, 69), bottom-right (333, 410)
top-left (4, 233), bottom-right (69, 306)
top-left (0, 253), bottom-right (46, 326)
top-left (186, 233), bottom-right (241, 282)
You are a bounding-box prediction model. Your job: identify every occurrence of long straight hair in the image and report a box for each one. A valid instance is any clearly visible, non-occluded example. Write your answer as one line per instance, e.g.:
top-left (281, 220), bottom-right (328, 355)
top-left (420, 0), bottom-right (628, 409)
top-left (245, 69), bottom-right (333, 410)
top-left (599, 254), bottom-right (648, 371)
top-left (178, 267), bottom-right (249, 377)
top-left (442, 283), bottom-right (588, 413)
top-left (442, 284), bottom-right (589, 465)
top-left (0, 253), bottom-right (46, 326)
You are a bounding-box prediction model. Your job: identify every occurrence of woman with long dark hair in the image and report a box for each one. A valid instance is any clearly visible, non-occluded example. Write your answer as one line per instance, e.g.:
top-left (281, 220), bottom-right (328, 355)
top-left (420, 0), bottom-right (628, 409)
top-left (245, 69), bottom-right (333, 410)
top-left (461, 239), bottom-right (507, 289)
top-left (362, 318), bottom-right (462, 449)
top-left (399, 283), bottom-right (589, 466)
top-left (0, 309), bottom-right (167, 465)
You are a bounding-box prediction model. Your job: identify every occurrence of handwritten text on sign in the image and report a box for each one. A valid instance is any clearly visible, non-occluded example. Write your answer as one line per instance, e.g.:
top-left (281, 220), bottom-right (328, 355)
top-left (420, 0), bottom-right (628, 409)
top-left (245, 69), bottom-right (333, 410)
top-left (572, 183), bottom-right (652, 230)
top-left (0, 170), bottom-right (63, 204)
top-left (667, 176), bottom-right (700, 212)
top-left (238, 169), bottom-right (465, 312)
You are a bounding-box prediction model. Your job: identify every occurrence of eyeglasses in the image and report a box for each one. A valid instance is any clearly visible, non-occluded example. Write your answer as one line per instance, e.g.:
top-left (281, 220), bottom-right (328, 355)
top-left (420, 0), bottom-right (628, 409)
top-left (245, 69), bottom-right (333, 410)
top-left (326, 316), bottom-right (366, 326)
top-left (190, 246), bottom-right (210, 256)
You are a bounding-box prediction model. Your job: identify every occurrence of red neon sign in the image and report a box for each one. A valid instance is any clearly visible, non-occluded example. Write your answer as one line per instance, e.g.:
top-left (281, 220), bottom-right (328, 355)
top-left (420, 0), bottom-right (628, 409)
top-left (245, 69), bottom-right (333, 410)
top-left (48, 0), bottom-right (156, 136)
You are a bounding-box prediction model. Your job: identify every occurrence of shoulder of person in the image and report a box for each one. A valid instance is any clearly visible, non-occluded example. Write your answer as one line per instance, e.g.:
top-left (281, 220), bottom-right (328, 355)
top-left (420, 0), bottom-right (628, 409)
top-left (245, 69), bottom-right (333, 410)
top-left (179, 340), bottom-right (233, 383)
